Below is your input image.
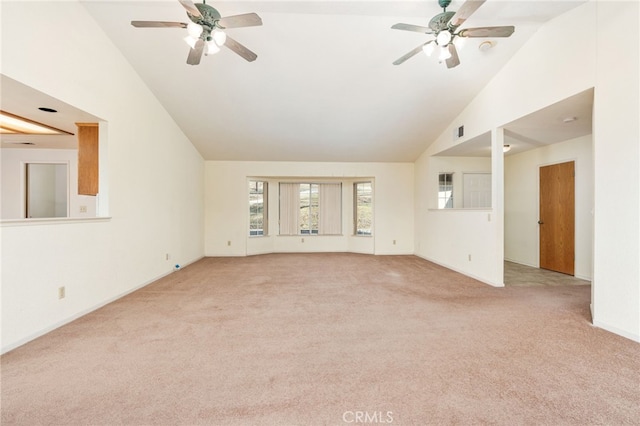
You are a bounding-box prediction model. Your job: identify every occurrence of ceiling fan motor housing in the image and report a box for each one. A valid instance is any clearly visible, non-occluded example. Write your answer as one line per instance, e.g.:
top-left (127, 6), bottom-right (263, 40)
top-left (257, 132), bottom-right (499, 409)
top-left (429, 11), bottom-right (456, 32)
top-left (187, 3), bottom-right (222, 39)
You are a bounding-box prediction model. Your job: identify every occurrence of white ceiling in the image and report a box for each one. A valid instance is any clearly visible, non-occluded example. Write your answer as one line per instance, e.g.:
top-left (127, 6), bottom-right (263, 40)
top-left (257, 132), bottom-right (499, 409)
top-left (435, 88), bottom-right (594, 157)
top-left (2, 0), bottom-right (590, 161)
top-left (0, 75), bottom-right (102, 150)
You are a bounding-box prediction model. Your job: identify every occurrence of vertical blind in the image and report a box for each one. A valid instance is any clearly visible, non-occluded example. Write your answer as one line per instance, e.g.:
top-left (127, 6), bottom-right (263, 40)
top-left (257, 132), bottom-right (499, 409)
top-left (319, 183), bottom-right (341, 235)
top-left (279, 183), bottom-right (341, 235)
top-left (279, 183), bottom-right (300, 235)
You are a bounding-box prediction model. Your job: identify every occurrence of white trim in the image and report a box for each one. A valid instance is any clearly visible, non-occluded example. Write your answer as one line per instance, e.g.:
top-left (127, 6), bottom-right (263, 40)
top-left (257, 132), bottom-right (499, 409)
top-left (504, 257), bottom-right (538, 268)
top-left (416, 253), bottom-right (505, 288)
top-left (592, 320), bottom-right (640, 343)
top-left (427, 208), bottom-right (492, 212)
top-left (1, 255), bottom-right (204, 355)
top-left (1, 217), bottom-right (111, 227)
top-left (574, 273), bottom-right (591, 281)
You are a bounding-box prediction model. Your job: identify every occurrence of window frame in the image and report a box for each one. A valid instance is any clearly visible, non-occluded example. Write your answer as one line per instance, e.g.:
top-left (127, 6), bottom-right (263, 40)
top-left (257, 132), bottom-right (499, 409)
top-left (248, 180), bottom-right (268, 236)
top-left (299, 183), bottom-right (319, 235)
top-left (353, 181), bottom-right (373, 236)
top-left (278, 181), bottom-right (342, 236)
top-left (438, 172), bottom-right (454, 209)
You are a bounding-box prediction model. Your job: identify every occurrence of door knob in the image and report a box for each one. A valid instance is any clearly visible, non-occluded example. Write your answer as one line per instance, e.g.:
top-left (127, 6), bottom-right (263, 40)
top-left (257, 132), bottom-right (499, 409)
top-left (538, 220), bottom-right (544, 225)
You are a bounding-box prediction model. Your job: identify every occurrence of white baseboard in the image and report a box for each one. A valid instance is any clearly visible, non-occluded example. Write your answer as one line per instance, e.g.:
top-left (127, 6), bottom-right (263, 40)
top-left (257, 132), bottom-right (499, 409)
top-left (1, 256), bottom-right (204, 355)
top-left (592, 320), bottom-right (640, 343)
top-left (574, 273), bottom-right (592, 281)
top-left (504, 257), bottom-right (537, 268)
top-left (415, 253), bottom-right (504, 288)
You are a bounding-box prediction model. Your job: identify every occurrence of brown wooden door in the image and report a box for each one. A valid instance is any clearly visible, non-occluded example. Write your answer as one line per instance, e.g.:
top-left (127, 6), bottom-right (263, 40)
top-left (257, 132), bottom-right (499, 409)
top-left (539, 161), bottom-right (575, 275)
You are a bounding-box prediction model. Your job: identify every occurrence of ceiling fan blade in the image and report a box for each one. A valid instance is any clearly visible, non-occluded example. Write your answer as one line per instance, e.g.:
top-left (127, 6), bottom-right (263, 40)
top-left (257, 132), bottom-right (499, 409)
top-left (178, 0), bottom-right (202, 18)
top-left (131, 21), bottom-right (187, 28)
top-left (218, 13), bottom-right (263, 29)
top-left (224, 35), bottom-right (257, 62)
top-left (391, 23), bottom-right (432, 34)
top-left (393, 41), bottom-right (431, 66)
top-left (187, 39), bottom-right (205, 65)
top-left (445, 43), bottom-right (460, 69)
top-left (459, 26), bottom-right (515, 38)
top-left (449, 0), bottom-right (486, 28)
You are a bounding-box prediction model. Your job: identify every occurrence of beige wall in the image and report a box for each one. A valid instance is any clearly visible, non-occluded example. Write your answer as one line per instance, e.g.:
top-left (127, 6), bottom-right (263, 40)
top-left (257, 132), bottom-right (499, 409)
top-left (1, 0), bottom-right (637, 352)
top-left (205, 161), bottom-right (414, 256)
top-left (1, 148), bottom-right (100, 219)
top-left (504, 135), bottom-right (593, 280)
top-left (415, 0), bottom-right (639, 340)
top-left (591, 1), bottom-right (639, 340)
top-left (428, 156), bottom-right (492, 209)
top-left (1, 2), bottom-right (205, 353)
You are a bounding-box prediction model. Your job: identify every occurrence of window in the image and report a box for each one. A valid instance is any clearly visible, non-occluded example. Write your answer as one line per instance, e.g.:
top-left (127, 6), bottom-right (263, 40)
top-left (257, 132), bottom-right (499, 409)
top-left (249, 180), bottom-right (267, 236)
top-left (354, 182), bottom-right (372, 235)
top-left (299, 183), bottom-right (319, 234)
top-left (279, 182), bottom-right (341, 235)
top-left (438, 173), bottom-right (454, 209)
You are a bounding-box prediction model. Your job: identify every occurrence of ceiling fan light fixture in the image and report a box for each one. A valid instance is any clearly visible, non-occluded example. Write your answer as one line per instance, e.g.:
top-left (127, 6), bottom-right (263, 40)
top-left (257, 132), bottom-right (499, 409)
top-left (131, 1), bottom-right (262, 64)
top-left (206, 40), bottom-right (221, 55)
top-left (212, 29), bottom-right (227, 46)
top-left (436, 30), bottom-right (452, 46)
top-left (184, 35), bottom-right (199, 49)
top-left (423, 42), bottom-right (435, 57)
top-left (439, 45), bottom-right (452, 61)
top-left (187, 22), bottom-right (203, 38)
top-left (391, 0), bottom-right (516, 68)
top-left (503, 144), bottom-right (511, 153)
top-left (454, 35), bottom-right (466, 49)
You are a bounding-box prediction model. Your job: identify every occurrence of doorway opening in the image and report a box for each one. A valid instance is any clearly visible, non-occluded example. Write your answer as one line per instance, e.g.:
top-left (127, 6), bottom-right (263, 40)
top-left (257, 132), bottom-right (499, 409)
top-left (503, 89), bottom-right (594, 287)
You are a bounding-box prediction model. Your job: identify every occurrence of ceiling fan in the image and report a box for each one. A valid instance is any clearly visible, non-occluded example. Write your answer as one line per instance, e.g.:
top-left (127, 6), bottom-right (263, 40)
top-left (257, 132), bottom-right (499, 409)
top-left (392, 0), bottom-right (514, 68)
top-left (131, 0), bottom-right (262, 65)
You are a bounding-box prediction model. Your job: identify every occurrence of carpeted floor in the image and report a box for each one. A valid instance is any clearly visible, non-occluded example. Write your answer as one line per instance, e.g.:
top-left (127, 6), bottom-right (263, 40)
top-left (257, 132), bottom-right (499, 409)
top-left (1, 253), bottom-right (639, 425)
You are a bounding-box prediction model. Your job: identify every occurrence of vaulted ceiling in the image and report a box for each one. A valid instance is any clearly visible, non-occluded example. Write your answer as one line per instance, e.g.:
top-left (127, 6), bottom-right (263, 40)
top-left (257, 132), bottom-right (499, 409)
top-left (2, 1), bottom-right (590, 161)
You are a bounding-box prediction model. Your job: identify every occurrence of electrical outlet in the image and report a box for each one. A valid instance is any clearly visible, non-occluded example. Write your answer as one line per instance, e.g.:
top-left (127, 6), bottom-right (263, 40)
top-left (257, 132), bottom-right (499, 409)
top-left (468, 254), bottom-right (472, 261)
top-left (393, 240), bottom-right (396, 245)
top-left (58, 286), bottom-right (65, 299)
top-left (79, 205), bottom-right (87, 213)
top-left (301, 238), bottom-right (305, 243)
top-left (227, 240), bottom-right (231, 246)
top-left (165, 253), bottom-right (170, 260)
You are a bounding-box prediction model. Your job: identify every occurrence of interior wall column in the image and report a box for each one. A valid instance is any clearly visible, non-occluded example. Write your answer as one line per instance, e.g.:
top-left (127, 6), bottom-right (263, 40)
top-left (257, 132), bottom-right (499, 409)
top-left (491, 127), bottom-right (505, 286)
top-left (97, 122), bottom-right (109, 217)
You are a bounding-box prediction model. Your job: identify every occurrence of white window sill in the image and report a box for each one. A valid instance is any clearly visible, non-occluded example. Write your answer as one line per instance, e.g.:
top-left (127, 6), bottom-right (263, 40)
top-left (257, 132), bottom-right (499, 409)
top-left (428, 208), bottom-right (493, 212)
top-left (1, 217), bottom-right (112, 227)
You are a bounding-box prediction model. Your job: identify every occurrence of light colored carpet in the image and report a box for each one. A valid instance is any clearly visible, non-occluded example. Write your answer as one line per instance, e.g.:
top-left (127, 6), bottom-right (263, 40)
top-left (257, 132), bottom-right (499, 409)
top-left (2, 253), bottom-right (639, 425)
